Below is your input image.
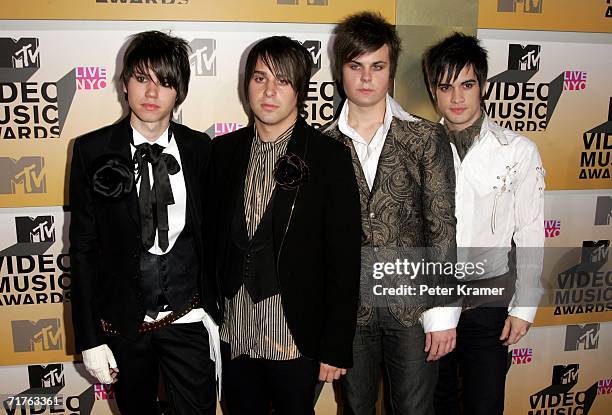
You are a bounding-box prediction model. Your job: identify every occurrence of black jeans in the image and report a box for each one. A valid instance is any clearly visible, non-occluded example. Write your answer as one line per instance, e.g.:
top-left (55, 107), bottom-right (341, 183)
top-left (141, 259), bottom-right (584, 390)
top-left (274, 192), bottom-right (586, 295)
top-left (221, 343), bottom-right (319, 415)
top-left (434, 307), bottom-right (510, 415)
top-left (341, 306), bottom-right (438, 415)
top-left (105, 322), bottom-right (216, 415)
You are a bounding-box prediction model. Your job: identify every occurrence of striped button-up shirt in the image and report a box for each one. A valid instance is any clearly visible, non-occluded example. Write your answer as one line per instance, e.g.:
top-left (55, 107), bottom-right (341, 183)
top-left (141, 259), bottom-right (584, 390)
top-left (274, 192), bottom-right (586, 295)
top-left (220, 124), bottom-right (301, 360)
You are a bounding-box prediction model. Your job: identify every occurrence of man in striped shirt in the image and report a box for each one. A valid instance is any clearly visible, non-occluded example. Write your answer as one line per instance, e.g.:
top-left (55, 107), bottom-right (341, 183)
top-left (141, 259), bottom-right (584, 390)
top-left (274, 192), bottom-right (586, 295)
top-left (210, 36), bottom-right (361, 415)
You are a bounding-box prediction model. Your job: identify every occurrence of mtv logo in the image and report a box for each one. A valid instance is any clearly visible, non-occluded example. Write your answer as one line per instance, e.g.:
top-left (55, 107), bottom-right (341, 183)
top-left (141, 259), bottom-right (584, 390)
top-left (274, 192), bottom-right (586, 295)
top-left (0, 38), bottom-right (40, 69)
top-left (189, 39), bottom-right (216, 76)
top-left (552, 364), bottom-right (579, 386)
top-left (299, 40), bottom-right (322, 77)
top-left (581, 240), bottom-right (610, 264)
top-left (11, 318), bottom-right (63, 352)
top-left (16, 216), bottom-right (55, 243)
top-left (595, 196), bottom-right (612, 225)
top-left (565, 324), bottom-right (600, 351)
top-left (508, 44), bottom-right (541, 71)
top-left (28, 364), bottom-right (65, 388)
top-left (0, 156), bottom-right (46, 195)
top-left (497, 0), bottom-right (543, 13)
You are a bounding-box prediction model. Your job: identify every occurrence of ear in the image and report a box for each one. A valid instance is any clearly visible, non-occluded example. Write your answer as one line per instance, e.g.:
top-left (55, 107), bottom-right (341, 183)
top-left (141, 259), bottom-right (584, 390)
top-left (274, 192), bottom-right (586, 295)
top-left (122, 82), bottom-right (127, 94)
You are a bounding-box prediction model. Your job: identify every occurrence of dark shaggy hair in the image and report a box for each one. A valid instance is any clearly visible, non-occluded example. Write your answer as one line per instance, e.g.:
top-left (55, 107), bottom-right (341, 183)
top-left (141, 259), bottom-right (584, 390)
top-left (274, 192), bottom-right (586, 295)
top-left (120, 30), bottom-right (191, 107)
top-left (422, 32), bottom-right (488, 102)
top-left (243, 36), bottom-right (313, 108)
top-left (332, 11), bottom-right (401, 85)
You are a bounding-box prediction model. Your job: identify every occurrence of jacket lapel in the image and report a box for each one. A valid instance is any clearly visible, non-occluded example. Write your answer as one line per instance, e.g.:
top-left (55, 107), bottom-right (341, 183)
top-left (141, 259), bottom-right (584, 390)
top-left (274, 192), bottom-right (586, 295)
top-left (272, 118), bottom-right (309, 253)
top-left (106, 116), bottom-right (140, 227)
top-left (173, 122), bottom-right (200, 228)
top-left (369, 118), bottom-right (398, 196)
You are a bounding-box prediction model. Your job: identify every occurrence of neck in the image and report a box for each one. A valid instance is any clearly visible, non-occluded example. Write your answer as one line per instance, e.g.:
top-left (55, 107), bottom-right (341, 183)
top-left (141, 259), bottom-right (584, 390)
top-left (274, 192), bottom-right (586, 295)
top-left (255, 111), bottom-right (297, 143)
top-left (446, 108), bottom-right (483, 133)
top-left (130, 113), bottom-right (171, 142)
top-left (346, 97), bottom-right (387, 143)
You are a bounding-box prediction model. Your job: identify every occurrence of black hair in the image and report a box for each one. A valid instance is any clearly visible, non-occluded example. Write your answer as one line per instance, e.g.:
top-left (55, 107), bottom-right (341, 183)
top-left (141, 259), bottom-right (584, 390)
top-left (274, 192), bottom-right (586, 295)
top-left (243, 36), bottom-right (313, 108)
top-left (422, 32), bottom-right (488, 102)
top-left (332, 11), bottom-right (401, 84)
top-left (120, 30), bottom-right (191, 107)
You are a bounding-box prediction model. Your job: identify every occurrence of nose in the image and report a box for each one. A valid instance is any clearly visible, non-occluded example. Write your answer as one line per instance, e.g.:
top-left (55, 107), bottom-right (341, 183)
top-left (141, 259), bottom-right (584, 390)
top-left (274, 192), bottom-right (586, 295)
top-left (361, 67), bottom-right (372, 82)
top-left (451, 87), bottom-right (464, 104)
top-left (145, 81), bottom-right (159, 98)
top-left (264, 80), bottom-right (276, 97)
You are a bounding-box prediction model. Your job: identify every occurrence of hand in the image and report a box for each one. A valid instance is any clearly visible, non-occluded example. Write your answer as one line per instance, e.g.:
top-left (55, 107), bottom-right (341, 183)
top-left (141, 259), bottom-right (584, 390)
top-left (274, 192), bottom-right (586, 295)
top-left (82, 344), bottom-right (119, 384)
top-left (424, 328), bottom-right (456, 361)
top-left (500, 316), bottom-right (531, 346)
top-left (318, 363), bottom-right (347, 383)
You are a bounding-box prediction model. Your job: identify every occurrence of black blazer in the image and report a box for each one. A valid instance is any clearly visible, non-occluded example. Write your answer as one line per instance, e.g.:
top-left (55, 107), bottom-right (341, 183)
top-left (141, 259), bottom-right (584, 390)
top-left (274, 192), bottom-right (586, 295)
top-left (69, 117), bottom-right (221, 353)
top-left (211, 117), bottom-right (361, 368)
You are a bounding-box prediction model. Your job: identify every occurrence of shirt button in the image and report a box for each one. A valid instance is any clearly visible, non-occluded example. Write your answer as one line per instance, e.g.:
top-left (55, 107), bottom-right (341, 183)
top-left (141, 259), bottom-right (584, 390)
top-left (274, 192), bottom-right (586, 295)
top-left (369, 212), bottom-right (375, 219)
top-left (373, 246), bottom-right (379, 253)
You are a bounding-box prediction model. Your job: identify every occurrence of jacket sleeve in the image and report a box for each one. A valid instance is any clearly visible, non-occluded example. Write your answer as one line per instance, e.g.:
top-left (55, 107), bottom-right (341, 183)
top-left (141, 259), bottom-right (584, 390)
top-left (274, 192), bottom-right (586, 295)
top-left (319, 142), bottom-right (362, 368)
top-left (69, 138), bottom-right (104, 353)
top-left (421, 124), bottom-right (458, 309)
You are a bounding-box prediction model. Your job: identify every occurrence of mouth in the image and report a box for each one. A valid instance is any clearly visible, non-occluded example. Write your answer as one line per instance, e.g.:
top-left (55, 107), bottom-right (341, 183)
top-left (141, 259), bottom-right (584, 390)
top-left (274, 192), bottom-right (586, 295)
top-left (261, 103), bottom-right (279, 110)
top-left (142, 103), bottom-right (160, 111)
top-left (450, 108), bottom-right (466, 115)
top-left (357, 88), bottom-right (374, 94)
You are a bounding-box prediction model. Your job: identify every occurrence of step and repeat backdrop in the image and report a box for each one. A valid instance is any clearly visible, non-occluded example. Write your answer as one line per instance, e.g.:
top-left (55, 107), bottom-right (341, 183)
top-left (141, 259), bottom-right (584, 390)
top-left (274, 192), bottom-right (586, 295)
top-left (0, 0), bottom-right (610, 414)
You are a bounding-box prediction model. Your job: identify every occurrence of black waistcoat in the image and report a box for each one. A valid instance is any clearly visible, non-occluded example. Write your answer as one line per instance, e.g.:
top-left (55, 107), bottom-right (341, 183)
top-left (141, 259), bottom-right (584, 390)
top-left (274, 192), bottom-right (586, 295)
top-left (139, 214), bottom-right (199, 313)
top-left (223, 180), bottom-right (279, 303)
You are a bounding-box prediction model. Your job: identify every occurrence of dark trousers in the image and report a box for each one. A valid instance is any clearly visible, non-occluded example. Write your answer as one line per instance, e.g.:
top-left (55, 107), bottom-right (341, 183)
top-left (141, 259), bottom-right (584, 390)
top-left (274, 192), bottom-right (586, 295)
top-left (434, 307), bottom-right (510, 415)
top-left (221, 343), bottom-right (319, 415)
top-left (105, 322), bottom-right (216, 415)
top-left (341, 307), bottom-right (438, 415)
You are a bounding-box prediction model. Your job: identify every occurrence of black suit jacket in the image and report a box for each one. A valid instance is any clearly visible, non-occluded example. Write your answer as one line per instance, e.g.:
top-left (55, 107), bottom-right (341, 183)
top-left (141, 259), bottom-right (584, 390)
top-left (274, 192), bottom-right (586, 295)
top-left (69, 116), bottom-right (221, 353)
top-left (211, 117), bottom-right (361, 368)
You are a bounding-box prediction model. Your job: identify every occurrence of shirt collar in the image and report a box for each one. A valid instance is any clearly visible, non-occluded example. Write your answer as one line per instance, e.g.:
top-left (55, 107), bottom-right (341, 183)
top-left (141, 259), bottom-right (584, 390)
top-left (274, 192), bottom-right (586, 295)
top-left (338, 94), bottom-right (413, 145)
top-left (131, 125), bottom-right (170, 147)
top-left (254, 121), bottom-right (295, 148)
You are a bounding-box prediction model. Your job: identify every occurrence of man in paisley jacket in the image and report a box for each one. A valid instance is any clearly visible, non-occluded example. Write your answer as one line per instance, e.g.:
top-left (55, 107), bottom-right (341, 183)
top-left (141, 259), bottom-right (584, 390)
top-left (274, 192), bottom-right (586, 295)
top-left (423, 33), bottom-right (545, 415)
top-left (323, 12), bottom-right (458, 415)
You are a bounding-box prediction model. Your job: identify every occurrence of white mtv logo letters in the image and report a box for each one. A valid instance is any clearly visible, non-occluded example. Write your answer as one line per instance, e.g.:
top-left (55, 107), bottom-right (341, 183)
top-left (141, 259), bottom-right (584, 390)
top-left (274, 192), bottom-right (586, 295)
top-left (519, 50), bottom-right (540, 70)
top-left (561, 367), bottom-right (578, 384)
top-left (12, 43), bottom-right (39, 68)
top-left (30, 220), bottom-right (54, 242)
top-left (190, 45), bottom-right (216, 75)
top-left (578, 328), bottom-right (599, 349)
top-left (42, 367), bottom-right (64, 387)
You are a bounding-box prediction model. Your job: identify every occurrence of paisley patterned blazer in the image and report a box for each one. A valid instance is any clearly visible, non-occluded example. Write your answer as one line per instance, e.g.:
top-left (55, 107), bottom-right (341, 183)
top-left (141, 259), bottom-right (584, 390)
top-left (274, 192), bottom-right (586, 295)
top-left (323, 116), bottom-right (457, 327)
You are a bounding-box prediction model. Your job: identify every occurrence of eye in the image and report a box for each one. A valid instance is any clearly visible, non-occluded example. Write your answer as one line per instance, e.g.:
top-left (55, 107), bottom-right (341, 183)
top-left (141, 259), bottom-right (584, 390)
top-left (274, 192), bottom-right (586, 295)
top-left (159, 79), bottom-right (172, 88)
top-left (349, 64), bottom-right (360, 70)
top-left (277, 78), bottom-right (290, 86)
top-left (135, 75), bottom-right (146, 83)
top-left (253, 75), bottom-right (265, 83)
top-left (373, 65), bottom-right (384, 71)
top-left (463, 82), bottom-right (475, 89)
top-left (438, 85), bottom-right (450, 92)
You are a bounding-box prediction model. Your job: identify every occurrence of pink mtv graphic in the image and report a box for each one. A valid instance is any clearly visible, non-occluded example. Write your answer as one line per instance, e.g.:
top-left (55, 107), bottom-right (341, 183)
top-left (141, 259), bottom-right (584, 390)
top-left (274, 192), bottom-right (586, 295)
top-left (215, 122), bottom-right (244, 137)
top-left (511, 347), bottom-right (533, 364)
top-left (563, 71), bottom-right (587, 91)
top-left (545, 219), bottom-right (561, 238)
top-left (598, 379), bottom-right (612, 395)
top-left (75, 67), bottom-right (107, 90)
top-left (94, 383), bottom-right (115, 400)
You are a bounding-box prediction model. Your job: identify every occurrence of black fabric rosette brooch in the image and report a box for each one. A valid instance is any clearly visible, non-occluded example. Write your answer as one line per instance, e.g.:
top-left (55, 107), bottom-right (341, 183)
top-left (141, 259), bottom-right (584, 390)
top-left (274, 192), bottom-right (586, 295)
top-left (273, 152), bottom-right (309, 191)
top-left (91, 154), bottom-right (134, 200)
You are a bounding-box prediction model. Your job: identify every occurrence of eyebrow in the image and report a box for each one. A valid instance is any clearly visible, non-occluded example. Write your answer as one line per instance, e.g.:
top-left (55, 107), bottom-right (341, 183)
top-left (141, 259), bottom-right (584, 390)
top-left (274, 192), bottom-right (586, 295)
top-left (437, 78), bottom-right (477, 86)
top-left (348, 59), bottom-right (388, 66)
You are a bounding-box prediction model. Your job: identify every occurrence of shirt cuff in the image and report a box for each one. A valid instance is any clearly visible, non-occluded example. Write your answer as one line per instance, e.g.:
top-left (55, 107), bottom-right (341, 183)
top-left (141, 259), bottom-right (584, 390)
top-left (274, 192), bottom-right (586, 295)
top-left (508, 306), bottom-right (538, 323)
top-left (420, 307), bottom-right (462, 333)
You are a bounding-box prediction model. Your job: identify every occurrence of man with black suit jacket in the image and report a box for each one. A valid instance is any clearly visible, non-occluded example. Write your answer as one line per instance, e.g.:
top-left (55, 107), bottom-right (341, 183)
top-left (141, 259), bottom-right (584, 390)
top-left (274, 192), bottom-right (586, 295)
top-left (69, 31), bottom-right (221, 414)
top-left (212, 36), bottom-right (361, 415)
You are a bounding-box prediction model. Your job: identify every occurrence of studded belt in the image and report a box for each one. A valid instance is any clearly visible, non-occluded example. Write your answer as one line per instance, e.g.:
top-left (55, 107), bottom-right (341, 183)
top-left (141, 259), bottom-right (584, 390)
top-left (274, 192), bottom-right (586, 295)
top-left (101, 294), bottom-right (201, 335)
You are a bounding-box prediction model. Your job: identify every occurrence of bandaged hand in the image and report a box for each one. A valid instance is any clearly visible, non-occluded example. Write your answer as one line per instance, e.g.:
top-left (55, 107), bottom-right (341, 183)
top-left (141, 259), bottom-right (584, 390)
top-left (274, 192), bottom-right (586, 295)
top-left (82, 344), bottom-right (118, 384)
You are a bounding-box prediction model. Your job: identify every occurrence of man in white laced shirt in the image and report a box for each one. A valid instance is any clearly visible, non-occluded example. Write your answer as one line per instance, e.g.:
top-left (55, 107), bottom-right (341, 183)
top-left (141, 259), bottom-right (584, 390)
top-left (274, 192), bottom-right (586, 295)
top-left (422, 32), bottom-right (545, 415)
top-left (69, 31), bottom-right (221, 414)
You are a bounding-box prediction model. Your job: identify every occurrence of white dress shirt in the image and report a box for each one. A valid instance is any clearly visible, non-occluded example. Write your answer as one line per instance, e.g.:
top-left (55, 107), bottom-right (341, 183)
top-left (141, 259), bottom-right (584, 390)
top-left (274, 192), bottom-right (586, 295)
top-left (130, 125), bottom-right (221, 392)
top-left (338, 95), bottom-right (457, 333)
top-left (449, 115), bottom-right (545, 323)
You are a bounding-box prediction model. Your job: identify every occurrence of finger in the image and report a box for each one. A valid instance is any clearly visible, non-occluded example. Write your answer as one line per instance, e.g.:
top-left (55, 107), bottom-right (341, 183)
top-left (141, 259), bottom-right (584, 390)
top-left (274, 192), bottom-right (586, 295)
top-left (500, 319), bottom-right (511, 341)
top-left (424, 332), bottom-right (432, 352)
top-left (340, 369), bottom-right (347, 376)
top-left (318, 366), bottom-right (326, 382)
top-left (427, 340), bottom-right (439, 361)
top-left (326, 371), bottom-right (334, 383)
top-left (333, 370), bottom-right (341, 380)
top-left (95, 369), bottom-right (112, 384)
top-left (106, 350), bottom-right (117, 369)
